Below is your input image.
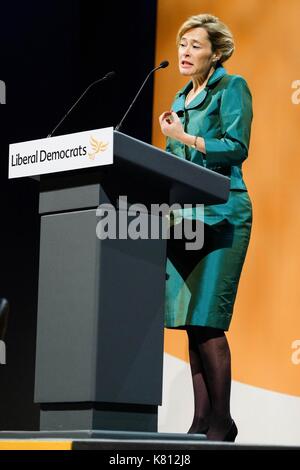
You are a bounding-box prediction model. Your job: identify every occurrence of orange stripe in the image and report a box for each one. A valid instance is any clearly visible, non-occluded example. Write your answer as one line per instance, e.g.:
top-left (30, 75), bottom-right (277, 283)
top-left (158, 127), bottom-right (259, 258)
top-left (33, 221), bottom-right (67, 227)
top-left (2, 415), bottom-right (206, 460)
top-left (0, 440), bottom-right (72, 450)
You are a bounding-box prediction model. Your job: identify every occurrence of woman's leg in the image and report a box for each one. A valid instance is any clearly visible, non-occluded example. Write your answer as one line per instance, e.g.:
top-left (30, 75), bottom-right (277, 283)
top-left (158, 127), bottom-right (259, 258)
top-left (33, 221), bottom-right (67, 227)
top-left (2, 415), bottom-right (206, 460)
top-left (193, 326), bottom-right (234, 440)
top-left (186, 327), bottom-right (211, 433)
top-left (187, 326), bottom-right (235, 440)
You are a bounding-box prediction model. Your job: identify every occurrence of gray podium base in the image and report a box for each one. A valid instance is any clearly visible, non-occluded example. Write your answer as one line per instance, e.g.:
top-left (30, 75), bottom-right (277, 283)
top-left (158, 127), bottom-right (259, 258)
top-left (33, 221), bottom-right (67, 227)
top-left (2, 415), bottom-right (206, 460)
top-left (35, 204), bottom-right (166, 433)
top-left (39, 403), bottom-right (158, 432)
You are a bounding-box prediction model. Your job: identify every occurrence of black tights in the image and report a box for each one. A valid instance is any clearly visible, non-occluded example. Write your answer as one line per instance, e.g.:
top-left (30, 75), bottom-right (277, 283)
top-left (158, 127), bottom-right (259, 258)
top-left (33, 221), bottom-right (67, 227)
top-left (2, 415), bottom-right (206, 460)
top-left (186, 326), bottom-right (233, 440)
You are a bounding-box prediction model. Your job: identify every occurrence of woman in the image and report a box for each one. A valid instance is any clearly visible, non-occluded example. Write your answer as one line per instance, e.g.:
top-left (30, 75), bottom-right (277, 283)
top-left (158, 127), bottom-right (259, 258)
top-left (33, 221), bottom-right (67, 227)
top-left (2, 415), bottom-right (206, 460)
top-left (159, 14), bottom-right (253, 442)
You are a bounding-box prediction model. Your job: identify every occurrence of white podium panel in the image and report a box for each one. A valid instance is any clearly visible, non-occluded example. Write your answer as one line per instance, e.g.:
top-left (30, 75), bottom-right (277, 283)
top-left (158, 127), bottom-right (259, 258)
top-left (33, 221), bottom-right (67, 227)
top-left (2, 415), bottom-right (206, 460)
top-left (9, 126), bottom-right (114, 179)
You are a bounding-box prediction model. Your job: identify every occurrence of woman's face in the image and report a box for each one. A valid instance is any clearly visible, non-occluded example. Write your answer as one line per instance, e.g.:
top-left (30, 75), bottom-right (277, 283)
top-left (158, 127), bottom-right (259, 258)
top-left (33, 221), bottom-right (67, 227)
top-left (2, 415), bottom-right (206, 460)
top-left (178, 27), bottom-right (216, 77)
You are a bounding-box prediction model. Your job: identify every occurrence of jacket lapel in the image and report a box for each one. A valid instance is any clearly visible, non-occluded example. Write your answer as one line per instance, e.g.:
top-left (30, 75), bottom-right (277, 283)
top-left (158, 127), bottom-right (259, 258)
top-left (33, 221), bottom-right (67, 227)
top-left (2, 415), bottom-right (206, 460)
top-left (172, 66), bottom-right (227, 111)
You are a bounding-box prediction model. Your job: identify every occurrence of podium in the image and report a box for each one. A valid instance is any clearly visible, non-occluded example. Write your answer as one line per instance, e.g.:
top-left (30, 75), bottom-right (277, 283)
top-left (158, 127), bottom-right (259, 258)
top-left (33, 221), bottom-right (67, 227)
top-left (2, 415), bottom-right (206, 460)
top-left (30, 130), bottom-right (230, 435)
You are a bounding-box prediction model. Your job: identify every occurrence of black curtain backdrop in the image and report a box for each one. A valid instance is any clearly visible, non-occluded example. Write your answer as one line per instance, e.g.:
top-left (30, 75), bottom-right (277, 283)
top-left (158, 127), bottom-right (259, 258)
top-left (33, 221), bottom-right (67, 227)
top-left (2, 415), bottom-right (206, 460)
top-left (0, 0), bottom-right (157, 430)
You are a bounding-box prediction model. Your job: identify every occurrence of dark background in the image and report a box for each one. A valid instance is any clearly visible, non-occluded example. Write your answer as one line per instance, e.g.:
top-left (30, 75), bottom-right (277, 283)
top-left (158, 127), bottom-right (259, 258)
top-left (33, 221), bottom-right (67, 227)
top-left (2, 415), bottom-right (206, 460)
top-left (0, 0), bottom-right (157, 430)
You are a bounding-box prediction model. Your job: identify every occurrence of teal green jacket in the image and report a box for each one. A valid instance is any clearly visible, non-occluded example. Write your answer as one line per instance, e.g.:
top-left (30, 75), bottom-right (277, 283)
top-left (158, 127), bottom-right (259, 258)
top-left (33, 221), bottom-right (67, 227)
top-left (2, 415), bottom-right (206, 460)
top-left (166, 65), bottom-right (253, 191)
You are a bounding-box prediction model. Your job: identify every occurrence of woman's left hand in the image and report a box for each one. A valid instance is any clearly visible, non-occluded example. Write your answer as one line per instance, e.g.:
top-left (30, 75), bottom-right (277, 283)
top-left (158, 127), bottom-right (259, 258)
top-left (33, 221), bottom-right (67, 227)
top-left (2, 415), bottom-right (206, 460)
top-left (159, 111), bottom-right (185, 140)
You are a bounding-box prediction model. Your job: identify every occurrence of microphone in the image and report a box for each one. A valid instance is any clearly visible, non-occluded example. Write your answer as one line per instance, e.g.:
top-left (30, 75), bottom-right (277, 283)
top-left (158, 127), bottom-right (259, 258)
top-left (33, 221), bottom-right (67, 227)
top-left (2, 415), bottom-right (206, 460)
top-left (115, 60), bottom-right (169, 132)
top-left (47, 71), bottom-right (116, 138)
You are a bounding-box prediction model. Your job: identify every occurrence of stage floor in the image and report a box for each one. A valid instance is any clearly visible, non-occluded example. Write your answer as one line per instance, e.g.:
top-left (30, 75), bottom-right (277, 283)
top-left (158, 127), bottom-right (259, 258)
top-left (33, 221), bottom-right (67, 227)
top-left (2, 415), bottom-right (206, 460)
top-left (0, 431), bottom-right (298, 451)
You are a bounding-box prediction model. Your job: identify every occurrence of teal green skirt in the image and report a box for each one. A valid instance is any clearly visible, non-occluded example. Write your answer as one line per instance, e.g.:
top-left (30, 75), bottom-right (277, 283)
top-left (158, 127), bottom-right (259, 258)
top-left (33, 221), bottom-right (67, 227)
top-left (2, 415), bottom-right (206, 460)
top-left (165, 190), bottom-right (252, 331)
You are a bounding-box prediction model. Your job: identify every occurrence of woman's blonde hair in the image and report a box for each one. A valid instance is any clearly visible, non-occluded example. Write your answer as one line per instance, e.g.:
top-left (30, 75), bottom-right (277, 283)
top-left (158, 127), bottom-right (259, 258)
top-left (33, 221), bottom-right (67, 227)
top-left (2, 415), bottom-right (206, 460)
top-left (177, 13), bottom-right (234, 64)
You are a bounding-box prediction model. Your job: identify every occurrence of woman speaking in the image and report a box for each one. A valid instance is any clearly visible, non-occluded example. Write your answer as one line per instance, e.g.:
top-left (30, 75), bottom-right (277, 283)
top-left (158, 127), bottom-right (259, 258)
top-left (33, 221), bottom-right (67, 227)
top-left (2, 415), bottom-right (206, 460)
top-left (159, 14), bottom-right (253, 442)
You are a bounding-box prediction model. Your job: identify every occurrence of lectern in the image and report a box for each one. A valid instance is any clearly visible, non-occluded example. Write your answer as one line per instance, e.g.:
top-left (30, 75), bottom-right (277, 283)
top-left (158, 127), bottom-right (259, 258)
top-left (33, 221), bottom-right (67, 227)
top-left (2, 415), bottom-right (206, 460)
top-left (32, 130), bottom-right (230, 435)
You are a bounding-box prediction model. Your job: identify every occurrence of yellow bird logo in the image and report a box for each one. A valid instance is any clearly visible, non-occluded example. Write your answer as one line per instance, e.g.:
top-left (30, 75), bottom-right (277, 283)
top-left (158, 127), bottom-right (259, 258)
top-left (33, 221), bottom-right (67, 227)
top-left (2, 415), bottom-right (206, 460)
top-left (88, 136), bottom-right (108, 160)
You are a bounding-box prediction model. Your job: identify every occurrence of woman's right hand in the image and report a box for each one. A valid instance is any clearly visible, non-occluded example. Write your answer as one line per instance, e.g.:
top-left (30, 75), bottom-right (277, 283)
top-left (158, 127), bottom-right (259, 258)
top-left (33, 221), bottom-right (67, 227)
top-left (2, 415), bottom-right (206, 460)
top-left (159, 111), bottom-right (185, 141)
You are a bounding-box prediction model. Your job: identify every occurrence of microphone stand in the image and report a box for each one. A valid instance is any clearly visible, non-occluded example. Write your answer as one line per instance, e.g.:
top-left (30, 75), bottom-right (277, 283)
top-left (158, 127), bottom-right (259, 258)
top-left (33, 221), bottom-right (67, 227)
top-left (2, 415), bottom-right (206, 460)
top-left (47, 72), bottom-right (115, 138)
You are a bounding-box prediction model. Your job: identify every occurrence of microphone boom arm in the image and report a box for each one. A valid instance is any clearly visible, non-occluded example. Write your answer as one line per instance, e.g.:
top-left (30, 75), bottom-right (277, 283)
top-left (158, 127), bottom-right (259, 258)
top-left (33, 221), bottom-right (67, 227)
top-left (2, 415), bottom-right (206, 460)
top-left (115, 61), bottom-right (169, 132)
